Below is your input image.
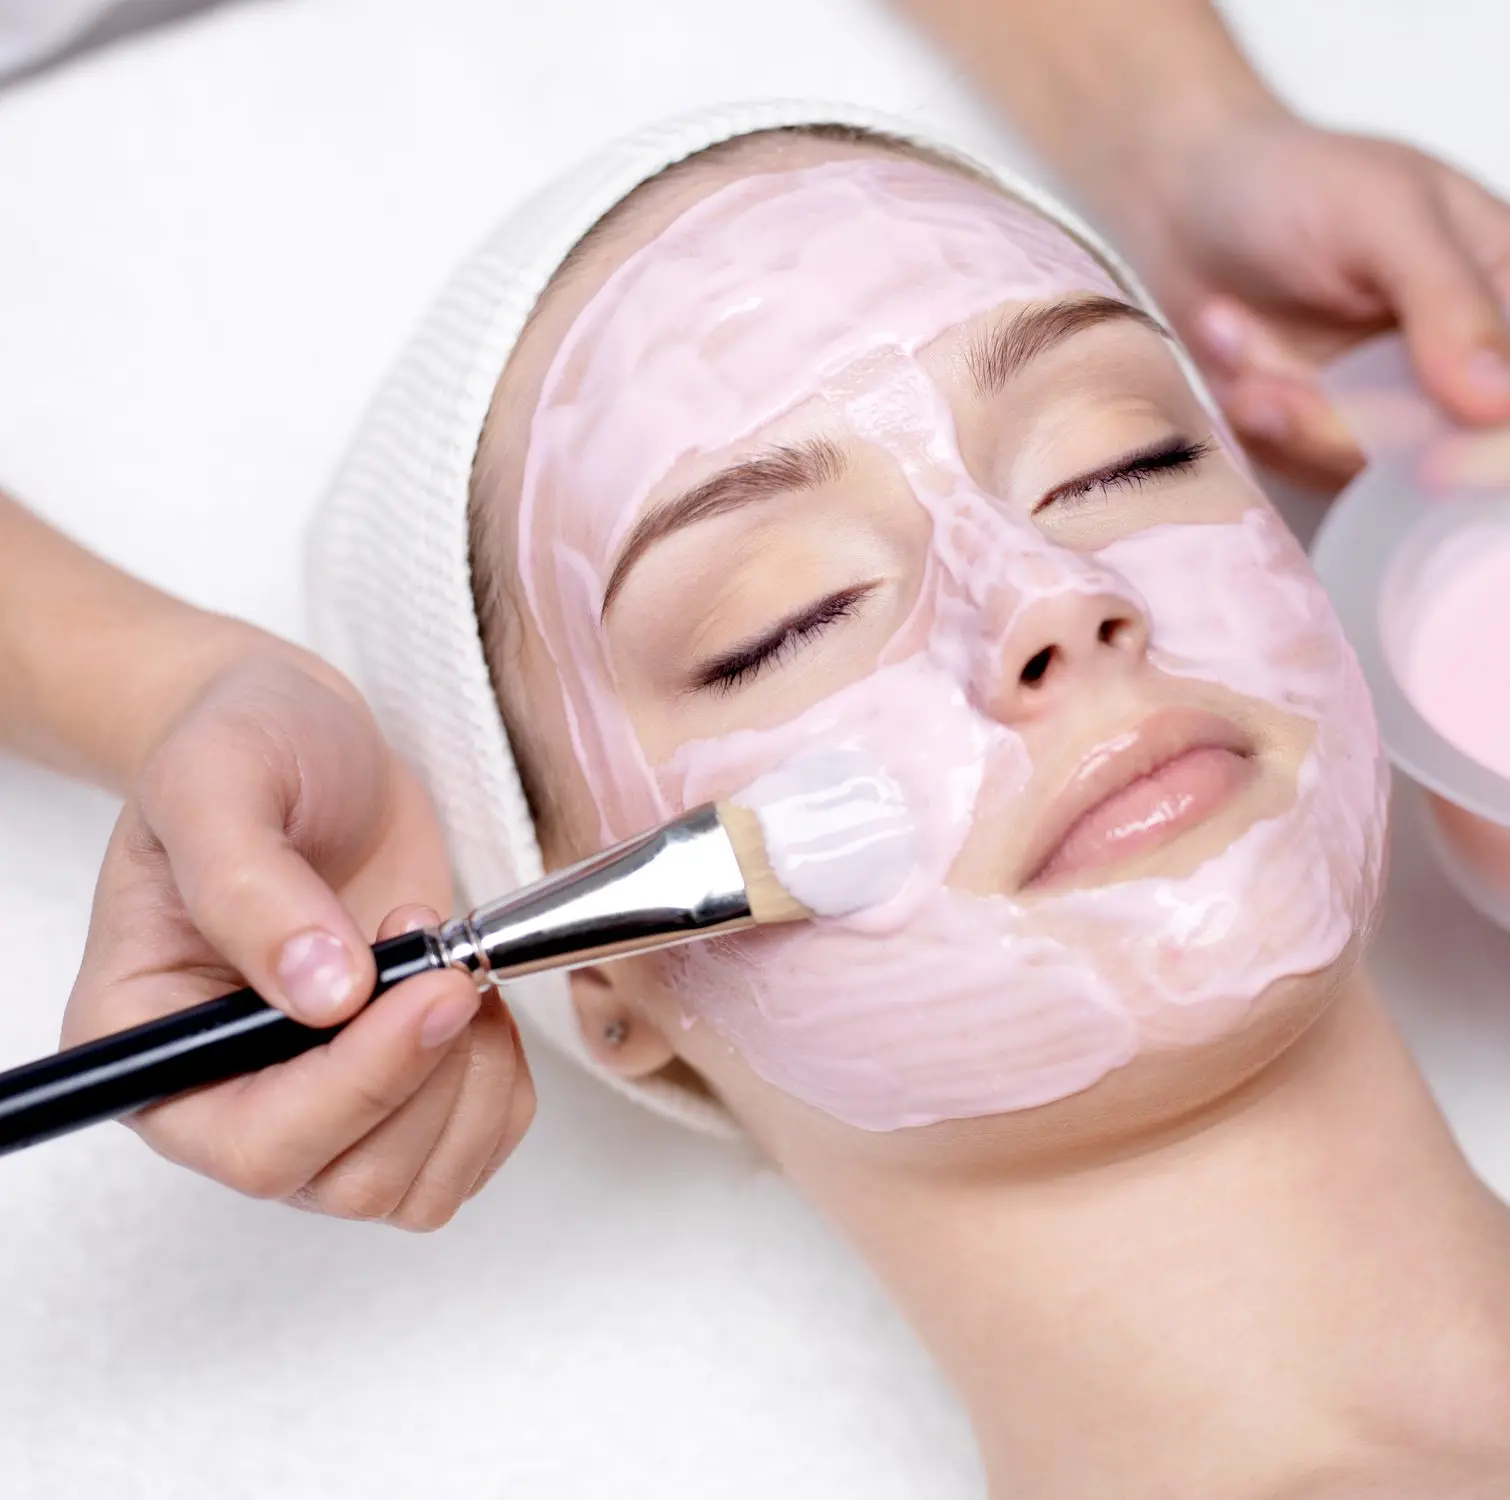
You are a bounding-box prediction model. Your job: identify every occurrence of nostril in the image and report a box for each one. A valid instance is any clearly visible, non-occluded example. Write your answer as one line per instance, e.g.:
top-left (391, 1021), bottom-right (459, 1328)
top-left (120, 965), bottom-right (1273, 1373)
top-left (1020, 646), bottom-right (1055, 686)
top-left (1099, 616), bottom-right (1134, 647)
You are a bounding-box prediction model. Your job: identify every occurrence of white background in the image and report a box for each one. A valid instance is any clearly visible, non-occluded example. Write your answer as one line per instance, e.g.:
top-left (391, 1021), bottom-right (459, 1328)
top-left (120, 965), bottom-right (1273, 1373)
top-left (0, 2), bottom-right (1508, 1496)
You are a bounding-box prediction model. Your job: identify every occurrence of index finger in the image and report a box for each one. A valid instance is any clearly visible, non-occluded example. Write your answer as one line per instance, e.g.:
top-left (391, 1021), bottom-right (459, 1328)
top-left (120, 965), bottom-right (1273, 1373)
top-left (1360, 196), bottom-right (1510, 426)
top-left (135, 967), bottom-right (482, 1199)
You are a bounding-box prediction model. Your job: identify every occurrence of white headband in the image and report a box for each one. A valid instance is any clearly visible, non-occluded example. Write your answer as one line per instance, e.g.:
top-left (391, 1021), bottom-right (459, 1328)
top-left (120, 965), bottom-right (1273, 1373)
top-left (306, 98), bottom-right (1170, 1137)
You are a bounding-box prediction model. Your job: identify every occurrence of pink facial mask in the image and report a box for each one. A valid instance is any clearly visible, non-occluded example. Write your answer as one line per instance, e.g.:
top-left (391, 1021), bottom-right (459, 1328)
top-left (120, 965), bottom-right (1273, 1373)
top-left (517, 159), bottom-right (1387, 1130)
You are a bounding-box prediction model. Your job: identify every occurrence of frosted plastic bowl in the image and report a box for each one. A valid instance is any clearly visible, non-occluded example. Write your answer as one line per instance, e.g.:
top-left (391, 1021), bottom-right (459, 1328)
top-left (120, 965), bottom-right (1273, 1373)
top-left (1312, 334), bottom-right (1510, 931)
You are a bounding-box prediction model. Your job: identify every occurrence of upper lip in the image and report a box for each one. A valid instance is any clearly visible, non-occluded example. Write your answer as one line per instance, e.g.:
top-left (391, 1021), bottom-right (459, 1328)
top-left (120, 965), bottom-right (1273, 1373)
top-left (1019, 707), bottom-right (1255, 888)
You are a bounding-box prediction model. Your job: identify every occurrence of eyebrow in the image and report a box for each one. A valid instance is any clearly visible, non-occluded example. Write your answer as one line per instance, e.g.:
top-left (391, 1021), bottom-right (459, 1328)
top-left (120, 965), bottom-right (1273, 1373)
top-left (599, 297), bottom-right (1168, 618)
top-left (600, 436), bottom-right (848, 618)
top-left (965, 294), bottom-right (1169, 396)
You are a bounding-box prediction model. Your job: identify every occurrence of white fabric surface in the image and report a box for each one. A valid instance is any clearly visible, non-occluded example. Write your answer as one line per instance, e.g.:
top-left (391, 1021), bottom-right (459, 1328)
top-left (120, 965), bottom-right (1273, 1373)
top-left (0, 2), bottom-right (1508, 1496)
top-left (0, 0), bottom-right (129, 77)
top-left (0, 0), bottom-right (223, 81)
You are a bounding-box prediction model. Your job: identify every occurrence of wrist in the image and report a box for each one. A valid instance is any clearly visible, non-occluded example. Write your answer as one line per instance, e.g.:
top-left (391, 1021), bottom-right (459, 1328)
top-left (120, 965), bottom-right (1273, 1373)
top-left (0, 490), bottom-right (350, 791)
top-left (107, 604), bottom-right (256, 788)
top-left (112, 605), bottom-right (337, 791)
top-left (1076, 81), bottom-right (1289, 240)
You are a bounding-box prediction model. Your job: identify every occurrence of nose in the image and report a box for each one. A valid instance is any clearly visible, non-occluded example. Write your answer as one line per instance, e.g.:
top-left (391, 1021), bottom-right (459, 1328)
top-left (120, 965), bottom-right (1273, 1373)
top-left (985, 587), bottom-right (1149, 725)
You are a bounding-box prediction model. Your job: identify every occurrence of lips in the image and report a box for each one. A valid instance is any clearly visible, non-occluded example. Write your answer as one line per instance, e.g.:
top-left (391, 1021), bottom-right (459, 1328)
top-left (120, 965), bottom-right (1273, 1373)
top-left (1021, 709), bottom-right (1256, 889)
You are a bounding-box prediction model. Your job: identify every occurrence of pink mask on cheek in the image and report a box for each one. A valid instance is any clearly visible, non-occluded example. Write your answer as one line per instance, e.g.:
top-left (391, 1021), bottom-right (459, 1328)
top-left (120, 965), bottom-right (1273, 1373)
top-left (518, 160), bottom-right (1387, 1131)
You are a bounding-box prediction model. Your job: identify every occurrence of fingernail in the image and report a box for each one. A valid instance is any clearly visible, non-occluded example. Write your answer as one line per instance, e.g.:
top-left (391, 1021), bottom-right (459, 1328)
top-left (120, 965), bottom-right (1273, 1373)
top-left (1468, 347), bottom-right (1510, 399)
top-left (276, 929), bottom-right (356, 1023)
top-left (1303, 401), bottom-right (1358, 454)
top-left (401, 906), bottom-right (440, 935)
top-left (1198, 303), bottom-right (1249, 373)
top-left (421, 990), bottom-right (480, 1050)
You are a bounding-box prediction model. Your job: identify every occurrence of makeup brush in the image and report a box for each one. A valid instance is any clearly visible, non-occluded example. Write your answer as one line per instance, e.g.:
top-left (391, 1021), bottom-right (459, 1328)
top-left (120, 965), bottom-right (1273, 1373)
top-left (0, 767), bottom-right (908, 1157)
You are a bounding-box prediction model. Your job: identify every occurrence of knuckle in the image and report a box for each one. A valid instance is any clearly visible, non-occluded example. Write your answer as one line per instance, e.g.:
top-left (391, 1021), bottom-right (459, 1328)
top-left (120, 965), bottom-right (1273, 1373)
top-left (465, 1167), bottom-right (499, 1202)
top-left (118, 808), bottom-right (169, 869)
top-left (512, 1076), bottom-right (539, 1138)
top-left (321, 1166), bottom-right (409, 1223)
top-left (217, 1142), bottom-right (304, 1202)
top-left (348, 1068), bottom-right (419, 1122)
top-left (466, 1155), bottom-right (510, 1201)
top-left (59, 982), bottom-right (103, 1050)
top-left (193, 860), bottom-right (266, 931)
top-left (281, 1184), bottom-right (323, 1215)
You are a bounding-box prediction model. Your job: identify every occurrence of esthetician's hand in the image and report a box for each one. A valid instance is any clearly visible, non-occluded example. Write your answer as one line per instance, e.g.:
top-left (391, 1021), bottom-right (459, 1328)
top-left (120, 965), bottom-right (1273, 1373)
top-left (1116, 115), bottom-right (1510, 486)
top-left (62, 651), bottom-right (535, 1229)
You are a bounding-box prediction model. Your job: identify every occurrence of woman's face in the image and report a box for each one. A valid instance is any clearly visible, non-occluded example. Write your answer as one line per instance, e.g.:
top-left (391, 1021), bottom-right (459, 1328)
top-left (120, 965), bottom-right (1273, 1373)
top-left (481, 138), bottom-right (1388, 1164)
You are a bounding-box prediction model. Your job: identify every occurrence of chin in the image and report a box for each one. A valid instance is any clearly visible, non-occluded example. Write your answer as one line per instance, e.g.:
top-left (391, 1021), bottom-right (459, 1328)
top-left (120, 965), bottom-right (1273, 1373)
top-left (936, 943), bottom-right (1368, 1170)
top-left (666, 895), bottom-right (1378, 1180)
top-left (723, 938), bottom-right (1373, 1180)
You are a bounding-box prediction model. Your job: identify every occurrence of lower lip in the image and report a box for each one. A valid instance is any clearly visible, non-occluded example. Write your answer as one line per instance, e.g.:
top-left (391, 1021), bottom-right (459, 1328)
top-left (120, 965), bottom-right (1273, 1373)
top-left (1032, 745), bottom-right (1253, 887)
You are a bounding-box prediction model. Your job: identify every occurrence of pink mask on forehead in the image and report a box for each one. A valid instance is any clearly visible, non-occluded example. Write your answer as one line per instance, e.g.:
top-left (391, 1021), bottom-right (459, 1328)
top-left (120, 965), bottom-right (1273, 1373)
top-left (517, 159), bottom-right (1386, 1131)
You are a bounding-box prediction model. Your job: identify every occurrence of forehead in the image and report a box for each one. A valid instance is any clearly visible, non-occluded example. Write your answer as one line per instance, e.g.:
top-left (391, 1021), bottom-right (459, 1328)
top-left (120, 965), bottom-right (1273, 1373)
top-left (514, 150), bottom-right (1126, 565)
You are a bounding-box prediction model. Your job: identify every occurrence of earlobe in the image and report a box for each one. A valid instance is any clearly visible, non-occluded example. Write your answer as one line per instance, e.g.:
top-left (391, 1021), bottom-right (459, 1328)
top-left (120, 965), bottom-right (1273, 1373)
top-left (569, 964), bottom-right (678, 1078)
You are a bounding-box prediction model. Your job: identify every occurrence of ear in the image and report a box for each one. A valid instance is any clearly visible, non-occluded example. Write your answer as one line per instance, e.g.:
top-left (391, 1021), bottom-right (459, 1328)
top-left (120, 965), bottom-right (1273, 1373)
top-left (569, 961), bottom-right (678, 1078)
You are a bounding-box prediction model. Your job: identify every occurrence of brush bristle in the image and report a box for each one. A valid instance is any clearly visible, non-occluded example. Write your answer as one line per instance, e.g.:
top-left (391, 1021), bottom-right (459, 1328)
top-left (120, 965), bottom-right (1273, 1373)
top-left (716, 802), bottom-right (812, 925)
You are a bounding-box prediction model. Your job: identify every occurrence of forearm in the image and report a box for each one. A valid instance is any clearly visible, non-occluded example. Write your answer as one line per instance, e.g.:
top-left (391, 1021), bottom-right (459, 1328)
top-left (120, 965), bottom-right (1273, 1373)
top-left (896, 0), bottom-right (1284, 214)
top-left (0, 490), bottom-right (282, 790)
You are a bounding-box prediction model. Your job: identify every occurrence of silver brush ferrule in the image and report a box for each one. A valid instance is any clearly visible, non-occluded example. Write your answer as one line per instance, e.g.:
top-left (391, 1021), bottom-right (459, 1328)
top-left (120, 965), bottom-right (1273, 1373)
top-left (433, 804), bottom-right (753, 987)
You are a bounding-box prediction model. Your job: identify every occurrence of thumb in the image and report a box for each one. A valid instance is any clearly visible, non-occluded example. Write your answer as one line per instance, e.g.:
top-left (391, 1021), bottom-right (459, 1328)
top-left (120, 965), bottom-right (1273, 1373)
top-left (136, 661), bottom-right (389, 1025)
top-left (1362, 198), bottom-right (1510, 425)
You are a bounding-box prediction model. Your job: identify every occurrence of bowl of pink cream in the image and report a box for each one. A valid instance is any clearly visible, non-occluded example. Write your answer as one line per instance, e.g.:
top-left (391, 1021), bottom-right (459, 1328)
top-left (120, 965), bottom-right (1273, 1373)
top-left (1314, 333), bottom-right (1510, 930)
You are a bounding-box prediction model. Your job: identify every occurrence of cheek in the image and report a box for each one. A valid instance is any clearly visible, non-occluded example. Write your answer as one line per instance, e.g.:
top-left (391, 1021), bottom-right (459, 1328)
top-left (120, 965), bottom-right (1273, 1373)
top-left (647, 506), bottom-right (1388, 1136)
top-left (1098, 503), bottom-right (1355, 716)
top-left (660, 654), bottom-right (1011, 919)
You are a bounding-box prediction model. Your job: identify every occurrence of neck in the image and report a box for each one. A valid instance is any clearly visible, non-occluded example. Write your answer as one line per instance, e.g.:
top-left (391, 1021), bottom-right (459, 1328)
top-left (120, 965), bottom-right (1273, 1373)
top-left (795, 981), bottom-right (1510, 1499)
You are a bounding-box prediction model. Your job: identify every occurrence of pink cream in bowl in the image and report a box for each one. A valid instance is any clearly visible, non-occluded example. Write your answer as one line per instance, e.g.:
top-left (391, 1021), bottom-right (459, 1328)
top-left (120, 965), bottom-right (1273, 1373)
top-left (1316, 334), bottom-right (1510, 930)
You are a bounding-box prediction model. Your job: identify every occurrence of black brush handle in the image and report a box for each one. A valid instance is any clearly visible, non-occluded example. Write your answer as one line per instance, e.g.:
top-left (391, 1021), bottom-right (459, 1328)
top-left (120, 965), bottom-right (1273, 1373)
top-left (0, 930), bottom-right (446, 1157)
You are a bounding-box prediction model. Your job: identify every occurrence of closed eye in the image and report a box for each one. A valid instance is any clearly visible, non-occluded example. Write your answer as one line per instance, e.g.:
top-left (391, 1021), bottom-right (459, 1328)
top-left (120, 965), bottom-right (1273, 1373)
top-left (1034, 436), bottom-right (1214, 514)
top-left (692, 584), bottom-right (876, 695)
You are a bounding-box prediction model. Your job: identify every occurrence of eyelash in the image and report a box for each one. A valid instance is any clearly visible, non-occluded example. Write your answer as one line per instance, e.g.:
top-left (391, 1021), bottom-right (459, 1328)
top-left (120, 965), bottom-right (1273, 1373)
top-left (1036, 436), bottom-right (1214, 513)
top-left (695, 585), bottom-right (873, 696)
top-left (689, 439), bottom-right (1208, 696)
